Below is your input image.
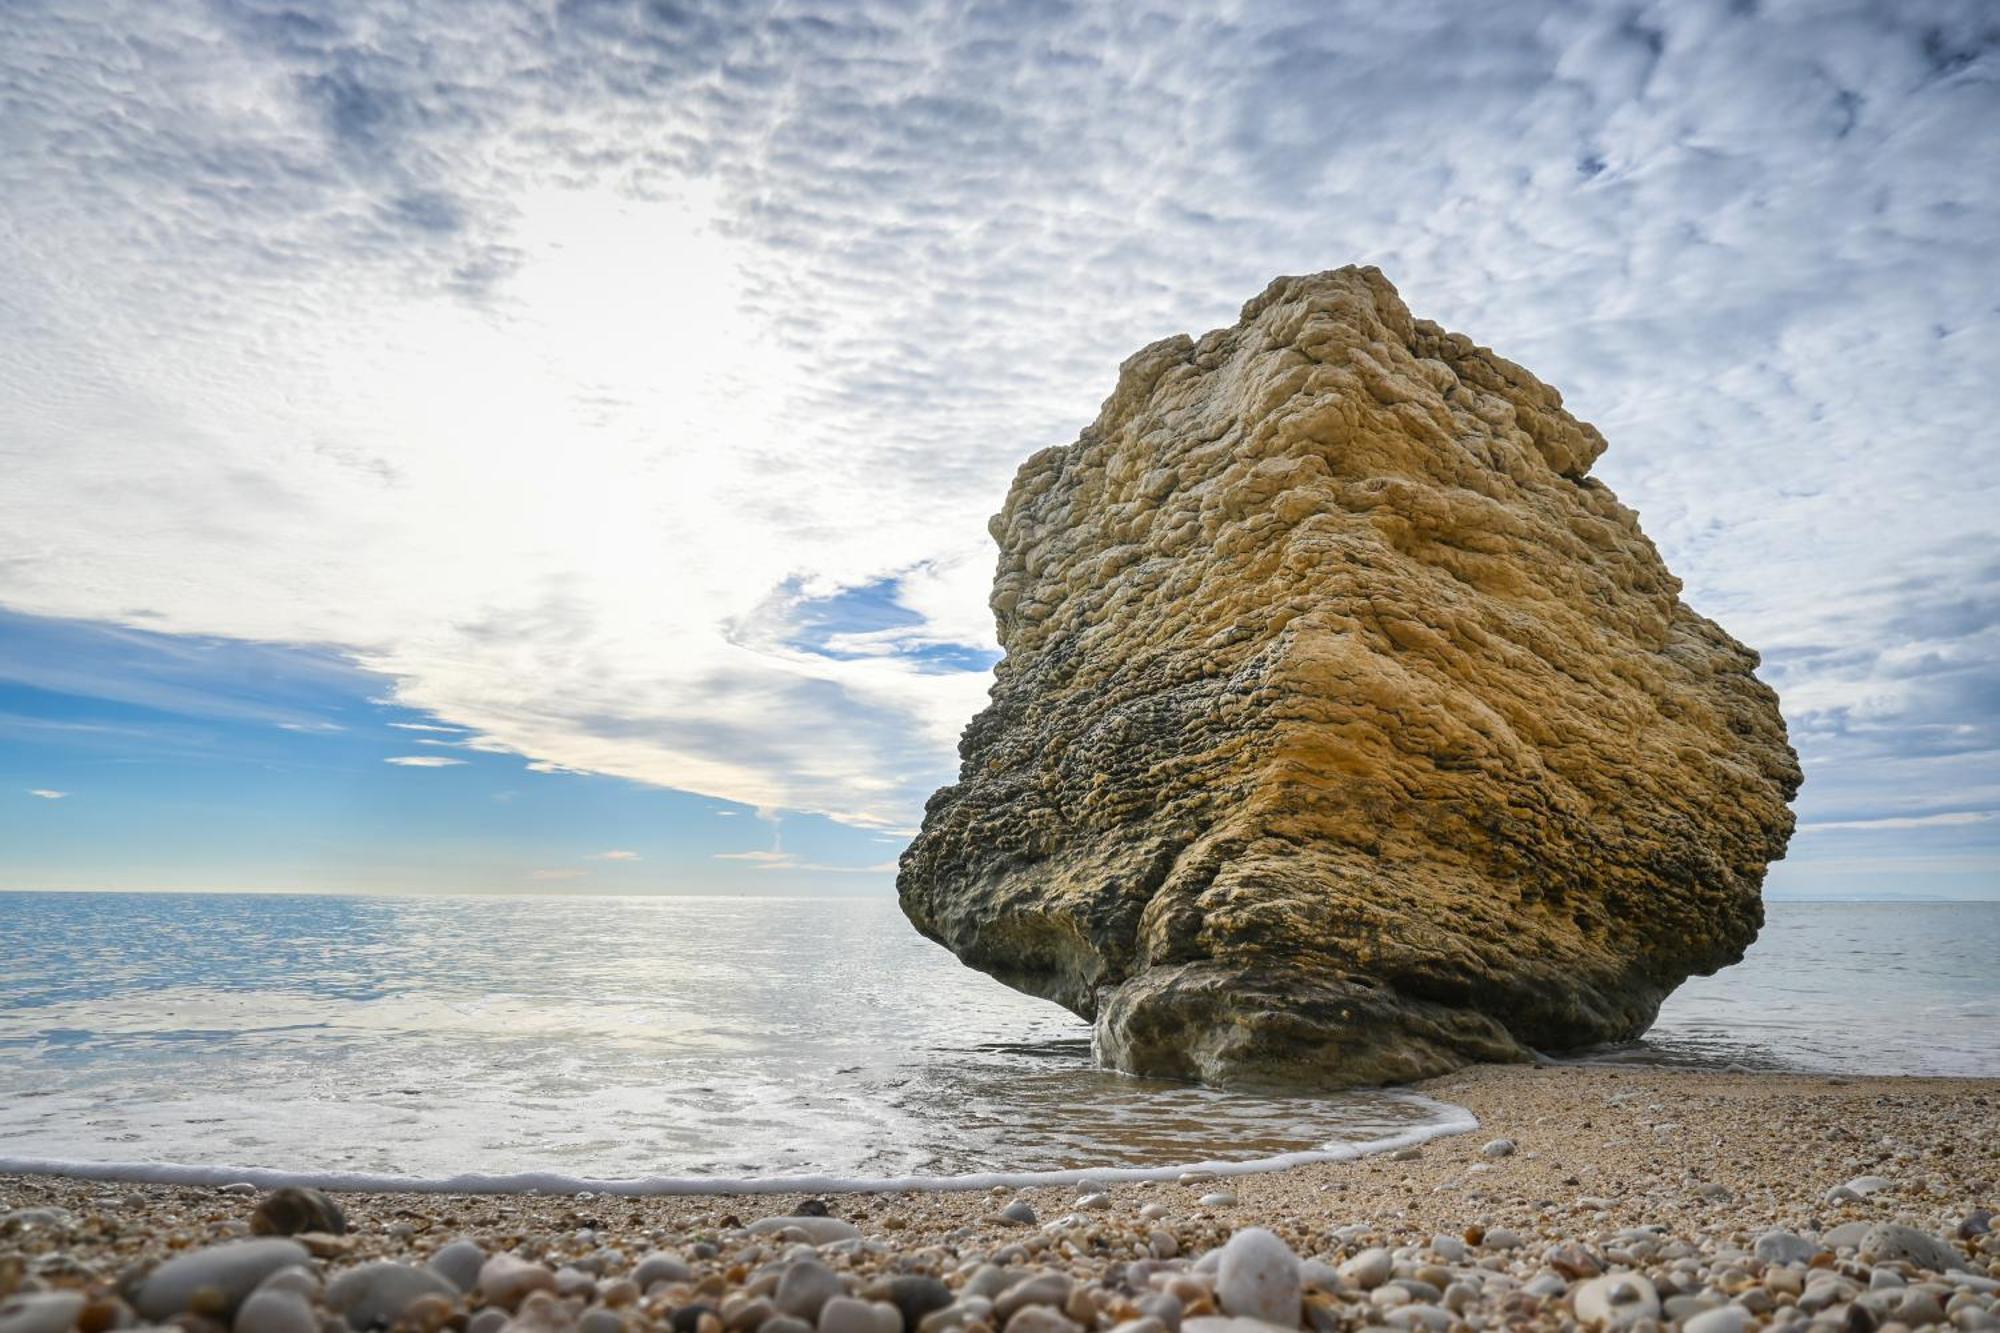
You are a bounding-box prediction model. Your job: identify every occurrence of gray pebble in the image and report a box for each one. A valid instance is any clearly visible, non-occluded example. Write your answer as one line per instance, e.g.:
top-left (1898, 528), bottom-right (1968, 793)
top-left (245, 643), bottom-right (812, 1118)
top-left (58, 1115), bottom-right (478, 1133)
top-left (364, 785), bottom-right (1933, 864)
top-left (135, 1237), bottom-right (311, 1320)
top-left (1755, 1230), bottom-right (1819, 1266)
top-left (428, 1239), bottom-right (487, 1293)
top-left (817, 1296), bottom-right (900, 1333)
top-left (325, 1261), bottom-right (461, 1331)
top-left (998, 1201), bottom-right (1037, 1227)
top-left (1682, 1306), bottom-right (1751, 1333)
top-left (1002, 1309), bottom-right (1080, 1333)
top-left (775, 1259), bottom-right (842, 1320)
top-left (479, 1253), bottom-right (558, 1310)
top-left (1861, 1223), bottom-right (1967, 1273)
top-left (0, 1292), bottom-right (86, 1333)
top-left (760, 1317), bottom-right (816, 1333)
top-left (1481, 1139), bottom-right (1517, 1158)
top-left (235, 1285), bottom-right (319, 1333)
top-left (995, 1275), bottom-right (1073, 1322)
top-left (1339, 1248), bottom-right (1392, 1291)
top-left (634, 1252), bottom-right (694, 1289)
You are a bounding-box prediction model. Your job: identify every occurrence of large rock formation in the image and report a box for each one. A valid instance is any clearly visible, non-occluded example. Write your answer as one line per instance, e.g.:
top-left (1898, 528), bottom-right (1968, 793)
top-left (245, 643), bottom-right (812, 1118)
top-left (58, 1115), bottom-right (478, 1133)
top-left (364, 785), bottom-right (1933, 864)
top-left (899, 267), bottom-right (1800, 1089)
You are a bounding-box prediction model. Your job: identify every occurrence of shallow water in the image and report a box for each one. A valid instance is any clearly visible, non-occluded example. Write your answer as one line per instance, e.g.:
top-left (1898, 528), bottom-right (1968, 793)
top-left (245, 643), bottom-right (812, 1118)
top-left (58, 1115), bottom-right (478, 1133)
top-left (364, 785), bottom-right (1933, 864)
top-left (1, 894), bottom-right (1991, 1189)
top-left (1588, 900), bottom-right (1999, 1076)
top-left (0, 892), bottom-right (1457, 1186)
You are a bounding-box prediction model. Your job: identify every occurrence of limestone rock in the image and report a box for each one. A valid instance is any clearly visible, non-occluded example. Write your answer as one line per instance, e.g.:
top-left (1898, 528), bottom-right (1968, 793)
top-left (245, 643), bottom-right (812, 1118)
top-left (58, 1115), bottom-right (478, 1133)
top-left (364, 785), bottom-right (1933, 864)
top-left (899, 266), bottom-right (1799, 1088)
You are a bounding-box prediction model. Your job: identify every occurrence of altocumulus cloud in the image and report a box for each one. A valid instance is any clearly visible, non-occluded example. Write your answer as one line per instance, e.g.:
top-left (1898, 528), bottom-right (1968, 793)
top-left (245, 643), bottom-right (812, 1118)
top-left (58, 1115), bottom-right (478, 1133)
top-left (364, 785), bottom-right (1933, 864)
top-left (0, 1), bottom-right (1996, 843)
top-left (27, 789), bottom-right (68, 800)
top-left (383, 756), bottom-right (467, 768)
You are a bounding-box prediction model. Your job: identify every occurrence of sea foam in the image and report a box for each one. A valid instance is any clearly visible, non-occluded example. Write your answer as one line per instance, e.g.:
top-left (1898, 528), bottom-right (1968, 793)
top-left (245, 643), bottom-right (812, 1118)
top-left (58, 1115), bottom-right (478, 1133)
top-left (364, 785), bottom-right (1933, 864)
top-left (0, 1093), bottom-right (1477, 1195)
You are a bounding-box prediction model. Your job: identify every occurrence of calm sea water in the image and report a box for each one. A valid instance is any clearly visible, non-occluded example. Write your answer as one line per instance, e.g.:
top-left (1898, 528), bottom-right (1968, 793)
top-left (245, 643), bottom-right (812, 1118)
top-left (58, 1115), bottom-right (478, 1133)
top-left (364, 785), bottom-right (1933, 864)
top-left (0, 894), bottom-right (1992, 1188)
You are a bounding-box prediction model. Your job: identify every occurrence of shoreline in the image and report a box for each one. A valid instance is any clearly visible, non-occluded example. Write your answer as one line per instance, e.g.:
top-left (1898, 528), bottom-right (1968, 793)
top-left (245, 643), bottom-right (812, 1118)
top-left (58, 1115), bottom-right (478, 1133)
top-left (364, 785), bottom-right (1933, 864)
top-left (0, 1094), bottom-right (1482, 1197)
top-left (4, 1064), bottom-right (1996, 1331)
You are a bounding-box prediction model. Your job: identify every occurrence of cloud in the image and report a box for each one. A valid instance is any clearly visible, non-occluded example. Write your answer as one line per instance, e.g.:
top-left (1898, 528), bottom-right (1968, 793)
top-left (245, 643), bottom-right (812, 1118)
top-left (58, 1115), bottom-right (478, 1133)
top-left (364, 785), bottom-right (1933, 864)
top-left (711, 849), bottom-right (895, 873)
top-left (591, 849), bottom-right (640, 861)
top-left (1801, 811), bottom-right (1995, 833)
top-left (388, 722), bottom-right (462, 733)
top-left (27, 789), bottom-right (67, 799)
top-left (382, 755), bottom-right (465, 768)
top-left (713, 850), bottom-right (794, 867)
top-left (0, 0), bottom-right (1995, 854)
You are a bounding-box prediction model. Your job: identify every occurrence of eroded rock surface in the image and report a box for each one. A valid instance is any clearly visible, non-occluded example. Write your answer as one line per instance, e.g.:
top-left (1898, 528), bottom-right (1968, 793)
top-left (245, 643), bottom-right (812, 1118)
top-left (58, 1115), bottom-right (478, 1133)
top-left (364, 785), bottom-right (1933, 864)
top-left (898, 266), bottom-right (1800, 1089)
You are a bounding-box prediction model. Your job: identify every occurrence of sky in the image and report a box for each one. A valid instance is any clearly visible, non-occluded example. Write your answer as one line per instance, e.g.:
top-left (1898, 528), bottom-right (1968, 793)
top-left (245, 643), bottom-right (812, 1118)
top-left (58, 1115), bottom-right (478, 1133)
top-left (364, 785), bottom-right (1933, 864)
top-left (1, 0), bottom-right (1996, 898)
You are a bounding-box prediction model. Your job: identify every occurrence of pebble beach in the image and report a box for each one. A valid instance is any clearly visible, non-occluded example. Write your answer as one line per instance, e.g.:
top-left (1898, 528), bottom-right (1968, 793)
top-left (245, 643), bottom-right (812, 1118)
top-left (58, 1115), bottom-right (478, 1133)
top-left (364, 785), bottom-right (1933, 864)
top-left (4, 1066), bottom-right (1996, 1333)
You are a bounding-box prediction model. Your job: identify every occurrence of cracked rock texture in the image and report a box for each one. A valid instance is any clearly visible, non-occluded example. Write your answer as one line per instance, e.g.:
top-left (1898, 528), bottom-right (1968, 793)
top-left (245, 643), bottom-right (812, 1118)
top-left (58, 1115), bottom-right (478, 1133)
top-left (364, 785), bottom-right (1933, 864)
top-left (898, 267), bottom-right (1800, 1089)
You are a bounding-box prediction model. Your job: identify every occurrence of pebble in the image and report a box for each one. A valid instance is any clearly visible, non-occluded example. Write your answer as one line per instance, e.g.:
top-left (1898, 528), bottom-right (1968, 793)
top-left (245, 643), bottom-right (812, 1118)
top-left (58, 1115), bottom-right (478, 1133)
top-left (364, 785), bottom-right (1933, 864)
top-left (997, 1201), bottom-right (1038, 1226)
top-left (1197, 1193), bottom-right (1238, 1208)
top-left (1077, 1194), bottom-right (1112, 1211)
top-left (1482, 1139), bottom-right (1517, 1158)
top-left (1215, 1228), bottom-right (1301, 1327)
top-left (1339, 1247), bottom-right (1393, 1290)
top-left (1861, 1222), bottom-right (1967, 1272)
top-left (1005, 1309), bottom-right (1082, 1333)
top-left (746, 1216), bottom-right (863, 1246)
top-left (1682, 1304), bottom-right (1752, 1333)
top-left (1755, 1229), bottom-right (1820, 1266)
top-left (428, 1238), bottom-right (489, 1292)
top-left (817, 1296), bottom-right (900, 1333)
top-left (134, 1237), bottom-right (311, 1320)
top-left (479, 1253), bottom-right (560, 1310)
top-left (996, 1274), bottom-right (1073, 1322)
top-left (633, 1252), bottom-right (694, 1288)
top-left (876, 1276), bottom-right (952, 1329)
top-left (1571, 1273), bottom-right (1660, 1329)
top-left (0, 1292), bottom-right (86, 1333)
top-left (1389, 1148), bottom-right (1423, 1162)
top-left (219, 1182), bottom-right (259, 1197)
top-left (326, 1261), bottom-right (462, 1331)
top-left (0, 1209), bottom-right (73, 1232)
top-left (775, 1259), bottom-right (843, 1320)
top-left (1140, 1203), bottom-right (1170, 1221)
top-left (233, 1284), bottom-right (318, 1333)
top-left (251, 1186), bottom-right (348, 1237)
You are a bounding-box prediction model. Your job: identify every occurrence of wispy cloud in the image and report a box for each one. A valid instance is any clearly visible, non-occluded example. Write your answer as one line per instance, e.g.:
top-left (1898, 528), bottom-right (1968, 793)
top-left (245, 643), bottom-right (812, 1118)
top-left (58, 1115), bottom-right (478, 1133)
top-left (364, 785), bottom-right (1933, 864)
top-left (591, 849), bottom-right (640, 861)
top-left (714, 850), bottom-right (795, 867)
top-left (27, 789), bottom-right (67, 800)
top-left (383, 755), bottom-right (464, 768)
top-left (1801, 811), bottom-right (1995, 833)
top-left (0, 1), bottom-right (1994, 859)
top-left (388, 722), bottom-right (462, 734)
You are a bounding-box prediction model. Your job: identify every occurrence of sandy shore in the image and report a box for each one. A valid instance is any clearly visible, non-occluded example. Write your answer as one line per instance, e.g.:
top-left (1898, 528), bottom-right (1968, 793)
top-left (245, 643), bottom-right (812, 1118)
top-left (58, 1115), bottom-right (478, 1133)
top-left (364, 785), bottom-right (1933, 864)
top-left (4, 1065), bottom-right (1996, 1331)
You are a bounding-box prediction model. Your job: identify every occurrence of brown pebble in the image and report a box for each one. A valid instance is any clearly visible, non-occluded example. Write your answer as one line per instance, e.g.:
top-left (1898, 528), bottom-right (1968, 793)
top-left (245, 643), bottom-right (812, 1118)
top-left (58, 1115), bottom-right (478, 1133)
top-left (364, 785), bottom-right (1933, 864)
top-left (251, 1188), bottom-right (347, 1238)
top-left (76, 1297), bottom-right (129, 1333)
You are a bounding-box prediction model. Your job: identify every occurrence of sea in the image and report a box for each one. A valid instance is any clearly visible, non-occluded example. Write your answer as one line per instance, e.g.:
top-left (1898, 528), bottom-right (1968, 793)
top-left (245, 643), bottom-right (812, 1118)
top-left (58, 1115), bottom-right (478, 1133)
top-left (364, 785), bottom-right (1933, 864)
top-left (0, 893), bottom-right (1993, 1193)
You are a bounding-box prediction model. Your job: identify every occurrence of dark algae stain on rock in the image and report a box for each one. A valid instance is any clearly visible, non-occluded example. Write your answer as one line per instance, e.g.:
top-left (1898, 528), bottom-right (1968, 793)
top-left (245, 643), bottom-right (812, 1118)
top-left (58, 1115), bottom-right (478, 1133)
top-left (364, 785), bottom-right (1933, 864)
top-left (898, 267), bottom-right (1801, 1090)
